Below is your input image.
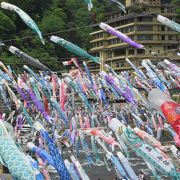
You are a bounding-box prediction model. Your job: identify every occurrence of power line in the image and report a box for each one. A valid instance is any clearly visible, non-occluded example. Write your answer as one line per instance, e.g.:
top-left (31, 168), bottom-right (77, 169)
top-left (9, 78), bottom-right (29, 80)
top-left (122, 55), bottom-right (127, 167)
top-left (2, 26), bottom-right (90, 43)
top-left (0, 7), bottom-right (177, 44)
top-left (1, 48), bottom-right (178, 64)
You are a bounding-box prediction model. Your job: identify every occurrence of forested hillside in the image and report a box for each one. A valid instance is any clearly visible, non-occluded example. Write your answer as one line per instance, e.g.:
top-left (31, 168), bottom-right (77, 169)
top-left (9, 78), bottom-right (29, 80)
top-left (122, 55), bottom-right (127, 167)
top-left (0, 0), bottom-right (179, 71)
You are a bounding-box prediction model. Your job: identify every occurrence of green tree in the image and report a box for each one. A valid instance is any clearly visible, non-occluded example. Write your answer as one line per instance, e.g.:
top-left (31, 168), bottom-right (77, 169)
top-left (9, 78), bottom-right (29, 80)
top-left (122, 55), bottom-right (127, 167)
top-left (0, 10), bottom-right (16, 38)
top-left (0, 0), bottom-right (120, 71)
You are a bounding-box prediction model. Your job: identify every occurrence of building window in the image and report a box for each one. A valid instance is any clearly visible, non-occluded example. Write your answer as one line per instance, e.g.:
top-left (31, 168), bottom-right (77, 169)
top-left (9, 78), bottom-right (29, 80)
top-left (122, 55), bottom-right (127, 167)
top-left (121, 62), bottom-right (125, 67)
top-left (96, 33), bottom-right (103, 39)
top-left (158, 50), bottom-right (160, 53)
top-left (121, 20), bottom-right (125, 25)
top-left (142, 17), bottom-right (153, 22)
top-left (116, 22), bottom-right (121, 27)
top-left (149, 50), bottom-right (152, 54)
top-left (116, 63), bottom-right (120, 67)
top-left (129, 35), bottom-right (134, 40)
top-left (162, 35), bottom-right (165, 40)
top-left (145, 35), bottom-right (153, 40)
top-left (113, 39), bottom-right (117, 44)
top-left (107, 51), bottom-right (112, 58)
top-left (138, 17), bottom-right (142, 22)
top-left (124, 28), bottom-right (128, 33)
top-left (167, 8), bottom-right (176, 13)
top-left (137, 35), bottom-right (143, 40)
top-left (169, 36), bottom-right (173, 40)
top-left (116, 62), bottom-right (125, 67)
top-left (129, 26), bottom-right (134, 32)
top-left (168, 45), bottom-right (177, 50)
top-left (161, 26), bottom-right (165, 31)
top-left (137, 35), bottom-right (153, 40)
top-left (114, 49), bottom-right (126, 56)
top-left (137, 49), bottom-right (145, 54)
top-left (129, 18), bottom-right (134, 23)
top-left (128, 49), bottom-right (134, 55)
top-left (149, 46), bottom-right (151, 48)
top-left (137, 25), bottom-right (153, 31)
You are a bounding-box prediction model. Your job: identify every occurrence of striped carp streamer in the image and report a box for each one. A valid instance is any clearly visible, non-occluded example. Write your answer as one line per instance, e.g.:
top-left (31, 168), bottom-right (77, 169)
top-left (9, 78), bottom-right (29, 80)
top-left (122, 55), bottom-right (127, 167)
top-left (116, 151), bottom-right (138, 180)
top-left (84, 0), bottom-right (126, 12)
top-left (99, 22), bottom-right (144, 49)
top-left (0, 121), bottom-right (35, 179)
top-left (108, 118), bottom-right (180, 178)
top-left (84, 0), bottom-right (93, 11)
top-left (157, 15), bottom-right (180, 32)
top-left (64, 159), bottom-right (80, 180)
top-left (50, 35), bottom-right (100, 64)
top-left (164, 59), bottom-right (180, 73)
top-left (1, 2), bottom-right (45, 44)
top-left (70, 155), bottom-right (90, 180)
top-left (9, 46), bottom-right (51, 72)
top-left (109, 0), bottom-right (126, 13)
top-left (126, 58), bottom-right (147, 80)
top-left (63, 58), bottom-right (82, 72)
top-left (141, 60), bottom-right (169, 94)
top-left (27, 142), bottom-right (54, 167)
top-left (34, 122), bottom-right (71, 180)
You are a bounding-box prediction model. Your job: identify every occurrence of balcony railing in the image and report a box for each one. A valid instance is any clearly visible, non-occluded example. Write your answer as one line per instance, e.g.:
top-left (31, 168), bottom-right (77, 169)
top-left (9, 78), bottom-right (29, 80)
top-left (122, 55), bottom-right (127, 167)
top-left (90, 30), bottom-right (103, 35)
top-left (90, 46), bottom-right (104, 51)
top-left (90, 38), bottom-right (105, 43)
top-left (105, 54), bottom-right (169, 62)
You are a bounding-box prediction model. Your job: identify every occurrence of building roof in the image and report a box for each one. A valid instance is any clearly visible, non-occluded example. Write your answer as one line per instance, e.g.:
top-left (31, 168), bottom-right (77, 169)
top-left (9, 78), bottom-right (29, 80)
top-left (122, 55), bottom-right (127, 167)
top-left (90, 4), bottom-right (176, 28)
top-left (90, 12), bottom-right (155, 27)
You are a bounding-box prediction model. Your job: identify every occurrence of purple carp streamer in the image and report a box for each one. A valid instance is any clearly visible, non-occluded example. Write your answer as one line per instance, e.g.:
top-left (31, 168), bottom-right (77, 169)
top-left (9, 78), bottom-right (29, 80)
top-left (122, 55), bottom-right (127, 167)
top-left (99, 22), bottom-right (144, 49)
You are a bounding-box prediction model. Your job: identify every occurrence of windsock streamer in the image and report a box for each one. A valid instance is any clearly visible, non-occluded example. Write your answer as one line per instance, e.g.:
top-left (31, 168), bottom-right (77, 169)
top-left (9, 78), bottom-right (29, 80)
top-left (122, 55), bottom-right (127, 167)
top-left (157, 15), bottom-right (180, 32)
top-left (99, 23), bottom-right (144, 49)
top-left (148, 89), bottom-right (180, 147)
top-left (50, 36), bottom-right (100, 64)
top-left (1, 2), bottom-right (45, 44)
top-left (9, 46), bottom-right (51, 72)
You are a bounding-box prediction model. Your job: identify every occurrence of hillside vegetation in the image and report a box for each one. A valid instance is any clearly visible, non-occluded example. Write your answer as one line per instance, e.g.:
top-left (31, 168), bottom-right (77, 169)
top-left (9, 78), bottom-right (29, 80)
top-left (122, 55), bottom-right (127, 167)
top-left (0, 0), bottom-right (178, 71)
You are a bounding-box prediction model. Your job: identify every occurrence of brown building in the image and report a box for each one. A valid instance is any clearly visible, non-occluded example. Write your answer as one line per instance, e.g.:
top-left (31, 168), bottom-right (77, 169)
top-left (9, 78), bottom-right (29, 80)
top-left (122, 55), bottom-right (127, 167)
top-left (89, 0), bottom-right (180, 72)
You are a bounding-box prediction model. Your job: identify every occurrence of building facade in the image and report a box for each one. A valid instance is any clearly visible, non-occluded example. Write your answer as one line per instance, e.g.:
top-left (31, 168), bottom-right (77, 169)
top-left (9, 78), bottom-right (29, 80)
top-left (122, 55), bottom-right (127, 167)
top-left (89, 0), bottom-right (180, 72)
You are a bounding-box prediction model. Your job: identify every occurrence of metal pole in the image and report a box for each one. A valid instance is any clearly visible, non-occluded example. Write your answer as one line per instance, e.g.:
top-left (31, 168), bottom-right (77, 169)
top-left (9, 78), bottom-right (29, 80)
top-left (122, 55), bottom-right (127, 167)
top-left (0, 39), bottom-right (2, 59)
top-left (72, 89), bottom-right (75, 111)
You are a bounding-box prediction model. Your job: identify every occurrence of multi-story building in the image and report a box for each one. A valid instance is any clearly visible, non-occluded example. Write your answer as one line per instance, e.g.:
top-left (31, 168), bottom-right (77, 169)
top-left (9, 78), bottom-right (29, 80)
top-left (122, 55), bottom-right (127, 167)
top-left (89, 0), bottom-right (180, 72)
